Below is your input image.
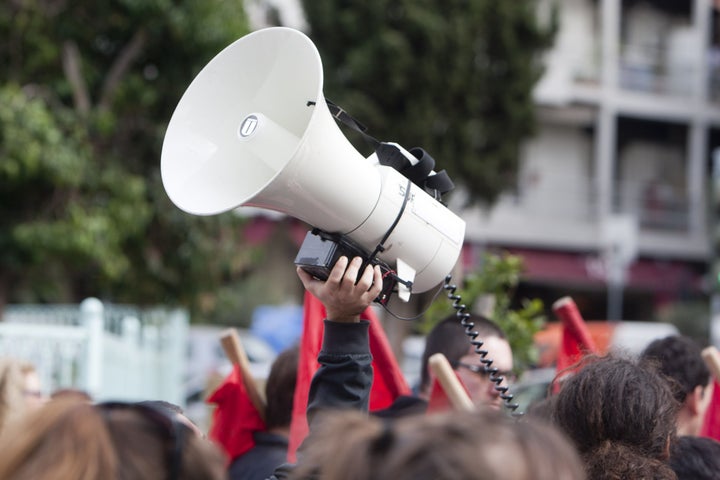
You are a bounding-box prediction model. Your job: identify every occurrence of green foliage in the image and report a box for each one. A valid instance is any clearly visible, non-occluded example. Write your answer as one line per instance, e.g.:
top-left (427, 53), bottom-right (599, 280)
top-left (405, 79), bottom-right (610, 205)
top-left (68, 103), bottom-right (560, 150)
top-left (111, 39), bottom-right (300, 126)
top-left (302, 0), bottom-right (556, 205)
top-left (422, 252), bottom-right (546, 371)
top-left (0, 1), bottom-right (259, 318)
top-left (0, 85), bottom-right (150, 292)
top-left (0, 86), bottom-right (86, 185)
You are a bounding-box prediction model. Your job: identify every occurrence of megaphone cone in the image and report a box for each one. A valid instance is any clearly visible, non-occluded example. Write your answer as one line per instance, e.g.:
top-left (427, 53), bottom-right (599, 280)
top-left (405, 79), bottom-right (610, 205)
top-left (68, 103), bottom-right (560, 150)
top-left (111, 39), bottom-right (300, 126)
top-left (161, 27), bottom-right (465, 297)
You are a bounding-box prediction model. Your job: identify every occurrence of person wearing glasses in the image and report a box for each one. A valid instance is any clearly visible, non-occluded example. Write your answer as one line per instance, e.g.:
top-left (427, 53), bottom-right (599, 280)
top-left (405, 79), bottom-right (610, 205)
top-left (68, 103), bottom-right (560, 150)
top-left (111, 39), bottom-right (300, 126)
top-left (435, 313), bottom-right (515, 410)
top-left (274, 259), bottom-right (584, 480)
top-left (376, 313), bottom-right (514, 419)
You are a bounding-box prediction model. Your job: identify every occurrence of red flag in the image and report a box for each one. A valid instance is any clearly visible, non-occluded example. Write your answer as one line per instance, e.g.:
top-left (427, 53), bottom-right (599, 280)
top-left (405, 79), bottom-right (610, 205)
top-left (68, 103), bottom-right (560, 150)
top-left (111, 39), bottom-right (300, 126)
top-left (552, 296), bottom-right (599, 390)
top-left (206, 365), bottom-right (266, 462)
top-left (701, 380), bottom-right (720, 440)
top-left (287, 291), bottom-right (411, 462)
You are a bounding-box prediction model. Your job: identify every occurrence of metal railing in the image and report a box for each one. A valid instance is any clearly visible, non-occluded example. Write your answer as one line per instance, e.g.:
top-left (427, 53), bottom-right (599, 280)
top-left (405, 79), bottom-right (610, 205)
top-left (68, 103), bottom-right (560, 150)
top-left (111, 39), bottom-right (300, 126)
top-left (1, 298), bottom-right (188, 406)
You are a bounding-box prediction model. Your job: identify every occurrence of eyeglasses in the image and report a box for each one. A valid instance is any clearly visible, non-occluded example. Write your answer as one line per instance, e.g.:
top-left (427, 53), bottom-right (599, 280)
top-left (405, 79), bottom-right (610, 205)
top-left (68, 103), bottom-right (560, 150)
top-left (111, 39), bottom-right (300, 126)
top-left (97, 401), bottom-right (187, 480)
top-left (456, 362), bottom-right (517, 383)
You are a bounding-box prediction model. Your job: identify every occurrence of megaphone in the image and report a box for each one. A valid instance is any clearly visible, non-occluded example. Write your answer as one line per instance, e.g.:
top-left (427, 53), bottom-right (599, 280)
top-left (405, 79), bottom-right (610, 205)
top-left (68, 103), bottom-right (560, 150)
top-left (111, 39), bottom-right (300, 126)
top-left (161, 27), bottom-right (465, 303)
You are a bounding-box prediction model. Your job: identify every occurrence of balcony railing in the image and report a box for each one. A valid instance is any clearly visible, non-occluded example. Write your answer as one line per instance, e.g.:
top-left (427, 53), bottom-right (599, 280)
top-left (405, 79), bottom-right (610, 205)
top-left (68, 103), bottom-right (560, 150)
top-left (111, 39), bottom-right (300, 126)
top-left (503, 174), bottom-right (691, 233)
top-left (619, 41), bottom-right (707, 98)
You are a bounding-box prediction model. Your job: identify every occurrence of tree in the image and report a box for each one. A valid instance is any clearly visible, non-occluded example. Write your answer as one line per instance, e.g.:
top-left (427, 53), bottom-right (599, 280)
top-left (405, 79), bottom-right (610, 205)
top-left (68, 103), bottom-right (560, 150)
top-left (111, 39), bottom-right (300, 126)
top-left (0, 1), bottom-right (264, 319)
top-left (0, 84), bottom-right (150, 308)
top-left (301, 0), bottom-right (556, 205)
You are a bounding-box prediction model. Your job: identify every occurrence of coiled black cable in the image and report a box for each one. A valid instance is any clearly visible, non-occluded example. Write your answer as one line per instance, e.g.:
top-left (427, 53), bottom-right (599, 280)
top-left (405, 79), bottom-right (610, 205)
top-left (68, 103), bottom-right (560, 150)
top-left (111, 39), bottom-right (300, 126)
top-left (444, 275), bottom-right (522, 416)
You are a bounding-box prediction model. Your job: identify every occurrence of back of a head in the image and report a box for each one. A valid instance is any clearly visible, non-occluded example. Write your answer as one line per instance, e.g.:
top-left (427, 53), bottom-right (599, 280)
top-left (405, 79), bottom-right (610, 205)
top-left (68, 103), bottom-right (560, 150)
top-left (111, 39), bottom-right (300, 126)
top-left (420, 314), bottom-right (505, 392)
top-left (102, 402), bottom-right (227, 480)
top-left (136, 399), bottom-right (184, 415)
top-left (291, 409), bottom-right (585, 480)
top-left (0, 398), bottom-right (116, 480)
top-left (265, 344), bottom-right (299, 431)
top-left (640, 335), bottom-right (710, 403)
top-left (583, 442), bottom-right (677, 480)
top-left (551, 355), bottom-right (679, 467)
top-left (668, 435), bottom-right (720, 480)
top-left (0, 398), bottom-right (227, 480)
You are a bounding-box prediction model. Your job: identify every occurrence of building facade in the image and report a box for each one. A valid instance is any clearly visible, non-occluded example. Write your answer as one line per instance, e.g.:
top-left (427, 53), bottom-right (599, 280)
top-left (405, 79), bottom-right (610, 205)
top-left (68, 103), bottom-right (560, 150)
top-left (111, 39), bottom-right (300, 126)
top-left (461, 0), bottom-right (720, 320)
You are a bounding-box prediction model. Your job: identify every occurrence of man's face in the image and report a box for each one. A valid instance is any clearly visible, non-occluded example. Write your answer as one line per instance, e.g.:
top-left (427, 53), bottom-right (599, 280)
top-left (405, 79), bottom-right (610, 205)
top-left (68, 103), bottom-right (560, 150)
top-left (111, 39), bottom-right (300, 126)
top-left (454, 336), bottom-right (514, 409)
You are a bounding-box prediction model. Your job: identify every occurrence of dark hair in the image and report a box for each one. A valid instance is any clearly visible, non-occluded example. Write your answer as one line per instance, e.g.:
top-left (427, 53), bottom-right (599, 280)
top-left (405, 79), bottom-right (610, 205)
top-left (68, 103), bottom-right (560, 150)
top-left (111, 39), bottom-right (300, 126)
top-left (583, 442), bottom-right (677, 480)
top-left (551, 355), bottom-right (679, 480)
top-left (420, 314), bottom-right (505, 392)
top-left (291, 409), bottom-right (585, 480)
top-left (669, 436), bottom-right (720, 480)
top-left (640, 335), bottom-right (710, 403)
top-left (265, 344), bottom-right (299, 430)
top-left (136, 400), bottom-right (184, 415)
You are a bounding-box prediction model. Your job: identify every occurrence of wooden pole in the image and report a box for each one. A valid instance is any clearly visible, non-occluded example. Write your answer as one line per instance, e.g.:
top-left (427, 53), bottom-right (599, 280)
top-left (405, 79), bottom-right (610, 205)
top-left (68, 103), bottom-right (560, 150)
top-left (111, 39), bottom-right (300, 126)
top-left (428, 353), bottom-right (475, 412)
top-left (219, 328), bottom-right (267, 421)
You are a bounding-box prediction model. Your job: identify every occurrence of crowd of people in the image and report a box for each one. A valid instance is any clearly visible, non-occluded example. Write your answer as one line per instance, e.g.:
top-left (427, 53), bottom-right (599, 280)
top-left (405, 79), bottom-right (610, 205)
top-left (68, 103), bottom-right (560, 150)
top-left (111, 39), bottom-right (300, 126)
top-left (1, 254), bottom-right (719, 479)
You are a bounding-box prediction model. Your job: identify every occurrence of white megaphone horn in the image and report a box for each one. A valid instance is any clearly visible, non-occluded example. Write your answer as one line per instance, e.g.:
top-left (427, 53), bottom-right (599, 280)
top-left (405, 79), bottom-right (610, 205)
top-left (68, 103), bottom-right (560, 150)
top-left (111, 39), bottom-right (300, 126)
top-left (161, 27), bottom-right (465, 303)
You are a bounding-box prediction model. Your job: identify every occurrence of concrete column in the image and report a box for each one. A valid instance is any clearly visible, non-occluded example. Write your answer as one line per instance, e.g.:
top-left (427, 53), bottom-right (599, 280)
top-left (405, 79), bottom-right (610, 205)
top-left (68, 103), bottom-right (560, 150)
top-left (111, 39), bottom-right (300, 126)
top-left (594, 0), bottom-right (621, 224)
top-left (687, 121), bottom-right (708, 235)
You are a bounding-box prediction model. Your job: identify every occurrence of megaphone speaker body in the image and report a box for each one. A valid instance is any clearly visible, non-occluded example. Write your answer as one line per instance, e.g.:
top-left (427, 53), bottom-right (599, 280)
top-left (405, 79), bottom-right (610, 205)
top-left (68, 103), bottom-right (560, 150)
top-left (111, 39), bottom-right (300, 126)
top-left (161, 27), bottom-right (465, 295)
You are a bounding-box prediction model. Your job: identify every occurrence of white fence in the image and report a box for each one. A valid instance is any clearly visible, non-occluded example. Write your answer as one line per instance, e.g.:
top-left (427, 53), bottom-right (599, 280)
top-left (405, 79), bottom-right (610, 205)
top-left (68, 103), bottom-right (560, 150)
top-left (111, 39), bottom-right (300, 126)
top-left (0, 298), bottom-right (188, 406)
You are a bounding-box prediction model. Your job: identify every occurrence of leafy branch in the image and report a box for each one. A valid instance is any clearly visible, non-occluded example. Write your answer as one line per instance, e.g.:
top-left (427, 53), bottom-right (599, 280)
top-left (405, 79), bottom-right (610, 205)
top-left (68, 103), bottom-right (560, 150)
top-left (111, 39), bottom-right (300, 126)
top-left (422, 252), bottom-right (546, 371)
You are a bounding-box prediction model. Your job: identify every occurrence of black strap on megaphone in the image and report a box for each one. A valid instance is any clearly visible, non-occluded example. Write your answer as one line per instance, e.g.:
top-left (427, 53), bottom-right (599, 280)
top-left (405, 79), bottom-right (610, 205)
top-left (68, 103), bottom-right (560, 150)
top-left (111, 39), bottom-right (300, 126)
top-left (375, 144), bottom-right (455, 196)
top-left (324, 99), bottom-right (381, 150)
top-left (321, 99), bottom-right (454, 196)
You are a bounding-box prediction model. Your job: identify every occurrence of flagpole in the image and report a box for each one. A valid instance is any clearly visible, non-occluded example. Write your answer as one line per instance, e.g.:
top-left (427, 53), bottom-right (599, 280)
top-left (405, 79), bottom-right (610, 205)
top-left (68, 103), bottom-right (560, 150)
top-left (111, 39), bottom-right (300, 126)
top-left (220, 328), bottom-right (267, 421)
top-left (428, 353), bottom-right (475, 412)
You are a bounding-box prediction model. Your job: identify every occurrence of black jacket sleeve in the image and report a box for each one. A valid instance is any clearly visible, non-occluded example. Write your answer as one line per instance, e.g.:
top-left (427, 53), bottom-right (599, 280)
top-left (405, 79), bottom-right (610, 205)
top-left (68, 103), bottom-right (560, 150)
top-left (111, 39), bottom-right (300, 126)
top-left (266, 320), bottom-right (373, 480)
top-left (306, 320), bottom-right (373, 426)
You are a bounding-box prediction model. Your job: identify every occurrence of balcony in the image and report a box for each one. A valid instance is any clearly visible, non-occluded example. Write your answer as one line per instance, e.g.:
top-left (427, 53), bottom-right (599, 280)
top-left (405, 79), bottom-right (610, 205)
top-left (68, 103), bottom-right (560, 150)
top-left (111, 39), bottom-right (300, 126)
top-left (537, 0), bottom-right (719, 108)
top-left (463, 178), bottom-right (704, 255)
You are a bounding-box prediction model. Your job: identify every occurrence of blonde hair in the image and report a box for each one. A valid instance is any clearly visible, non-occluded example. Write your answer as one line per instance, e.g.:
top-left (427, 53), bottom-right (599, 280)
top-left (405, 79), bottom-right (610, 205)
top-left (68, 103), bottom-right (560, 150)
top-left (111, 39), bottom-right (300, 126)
top-left (0, 398), bottom-right (115, 479)
top-left (0, 358), bottom-right (37, 434)
top-left (0, 397), bottom-right (227, 480)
